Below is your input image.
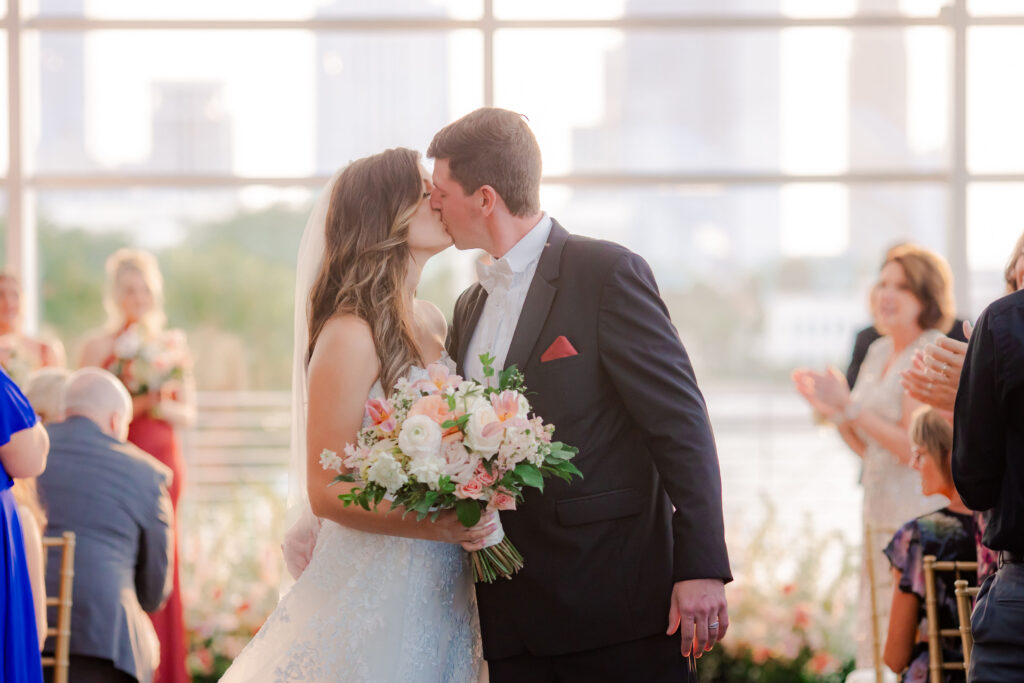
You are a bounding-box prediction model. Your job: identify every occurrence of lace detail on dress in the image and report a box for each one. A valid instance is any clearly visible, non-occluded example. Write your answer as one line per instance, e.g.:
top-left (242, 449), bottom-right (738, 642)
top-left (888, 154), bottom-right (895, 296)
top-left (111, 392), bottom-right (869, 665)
top-left (221, 361), bottom-right (482, 683)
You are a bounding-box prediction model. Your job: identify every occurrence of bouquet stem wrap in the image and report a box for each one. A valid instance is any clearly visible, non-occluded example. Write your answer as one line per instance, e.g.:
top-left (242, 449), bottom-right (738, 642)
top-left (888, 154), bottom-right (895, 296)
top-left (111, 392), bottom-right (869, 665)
top-left (470, 515), bottom-right (524, 583)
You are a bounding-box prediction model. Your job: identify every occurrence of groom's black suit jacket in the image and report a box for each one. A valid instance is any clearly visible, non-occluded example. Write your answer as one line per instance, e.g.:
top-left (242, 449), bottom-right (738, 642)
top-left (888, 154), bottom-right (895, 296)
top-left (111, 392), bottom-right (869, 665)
top-left (447, 220), bottom-right (732, 660)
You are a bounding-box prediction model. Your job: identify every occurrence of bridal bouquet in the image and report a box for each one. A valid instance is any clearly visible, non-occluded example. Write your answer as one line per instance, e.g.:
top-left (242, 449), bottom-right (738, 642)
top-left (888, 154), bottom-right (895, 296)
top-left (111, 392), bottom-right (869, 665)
top-left (107, 324), bottom-right (188, 397)
top-left (320, 353), bottom-right (580, 583)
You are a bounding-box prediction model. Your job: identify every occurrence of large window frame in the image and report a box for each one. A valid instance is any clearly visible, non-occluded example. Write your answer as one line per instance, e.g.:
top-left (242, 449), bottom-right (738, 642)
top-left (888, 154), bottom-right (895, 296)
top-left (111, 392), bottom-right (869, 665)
top-left (3, 0), bottom-right (1024, 330)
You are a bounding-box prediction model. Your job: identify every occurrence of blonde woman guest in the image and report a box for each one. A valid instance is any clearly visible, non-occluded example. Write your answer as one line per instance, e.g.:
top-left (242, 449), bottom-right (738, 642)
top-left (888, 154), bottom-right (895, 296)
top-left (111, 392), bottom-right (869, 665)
top-left (793, 244), bottom-right (953, 668)
top-left (883, 408), bottom-right (976, 682)
top-left (0, 275), bottom-right (65, 386)
top-left (24, 367), bottom-right (70, 425)
top-left (79, 249), bottom-right (195, 683)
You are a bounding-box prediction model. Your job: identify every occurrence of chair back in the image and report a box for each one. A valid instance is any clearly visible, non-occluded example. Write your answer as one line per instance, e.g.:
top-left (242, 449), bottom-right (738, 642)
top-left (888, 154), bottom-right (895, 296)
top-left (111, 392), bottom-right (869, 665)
top-left (953, 579), bottom-right (980, 671)
top-left (865, 522), bottom-right (898, 683)
top-left (40, 531), bottom-right (76, 683)
top-left (922, 555), bottom-right (977, 683)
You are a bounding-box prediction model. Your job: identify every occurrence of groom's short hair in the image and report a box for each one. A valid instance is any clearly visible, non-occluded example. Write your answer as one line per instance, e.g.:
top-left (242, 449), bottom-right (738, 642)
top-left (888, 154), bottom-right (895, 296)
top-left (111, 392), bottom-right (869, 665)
top-left (428, 108), bottom-right (542, 217)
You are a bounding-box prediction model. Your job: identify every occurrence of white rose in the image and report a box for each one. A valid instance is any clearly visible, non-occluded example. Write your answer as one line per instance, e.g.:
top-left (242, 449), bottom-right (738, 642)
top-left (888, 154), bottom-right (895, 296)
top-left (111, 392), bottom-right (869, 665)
top-left (516, 393), bottom-right (531, 418)
top-left (398, 415), bottom-right (442, 460)
top-left (464, 406), bottom-right (503, 457)
top-left (453, 382), bottom-right (487, 412)
top-left (113, 327), bottom-right (142, 359)
top-left (443, 441), bottom-right (481, 485)
top-left (408, 455), bottom-right (445, 490)
top-left (366, 452), bottom-right (408, 494)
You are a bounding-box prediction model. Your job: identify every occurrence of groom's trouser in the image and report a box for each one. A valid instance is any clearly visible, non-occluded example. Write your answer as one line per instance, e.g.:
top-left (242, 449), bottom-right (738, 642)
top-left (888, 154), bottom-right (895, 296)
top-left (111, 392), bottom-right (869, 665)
top-left (488, 632), bottom-right (698, 683)
top-left (968, 559), bottom-right (1024, 683)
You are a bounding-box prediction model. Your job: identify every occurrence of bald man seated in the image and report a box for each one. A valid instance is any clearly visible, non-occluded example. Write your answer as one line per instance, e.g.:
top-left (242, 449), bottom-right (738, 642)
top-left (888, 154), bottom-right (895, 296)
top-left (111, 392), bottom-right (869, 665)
top-left (37, 368), bottom-right (173, 683)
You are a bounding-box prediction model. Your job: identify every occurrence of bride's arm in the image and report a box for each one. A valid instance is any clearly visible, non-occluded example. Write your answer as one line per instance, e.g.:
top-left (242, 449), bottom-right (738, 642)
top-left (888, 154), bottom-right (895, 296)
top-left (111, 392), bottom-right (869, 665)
top-left (305, 315), bottom-right (493, 545)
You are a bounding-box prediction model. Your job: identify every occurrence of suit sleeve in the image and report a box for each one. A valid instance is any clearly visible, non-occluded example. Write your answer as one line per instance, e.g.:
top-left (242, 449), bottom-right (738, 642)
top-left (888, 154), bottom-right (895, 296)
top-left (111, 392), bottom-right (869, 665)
top-left (952, 308), bottom-right (1006, 510)
top-left (597, 252), bottom-right (732, 583)
top-left (135, 468), bottom-right (174, 613)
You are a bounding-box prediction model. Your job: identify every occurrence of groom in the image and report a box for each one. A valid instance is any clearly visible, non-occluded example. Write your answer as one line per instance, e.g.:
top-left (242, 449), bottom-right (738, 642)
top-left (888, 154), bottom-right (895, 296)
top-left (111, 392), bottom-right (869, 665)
top-left (430, 108), bottom-right (732, 682)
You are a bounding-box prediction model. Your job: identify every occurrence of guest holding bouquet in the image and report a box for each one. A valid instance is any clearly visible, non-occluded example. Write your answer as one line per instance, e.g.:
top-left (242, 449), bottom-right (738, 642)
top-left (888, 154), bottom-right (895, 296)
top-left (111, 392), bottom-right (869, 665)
top-left (0, 274), bottom-right (65, 386)
top-left (79, 248), bottom-right (194, 683)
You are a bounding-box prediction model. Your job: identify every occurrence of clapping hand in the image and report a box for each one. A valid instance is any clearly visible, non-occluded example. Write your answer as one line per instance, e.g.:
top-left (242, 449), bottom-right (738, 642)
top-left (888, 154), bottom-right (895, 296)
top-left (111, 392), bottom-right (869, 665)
top-left (900, 321), bottom-right (972, 413)
top-left (792, 366), bottom-right (850, 417)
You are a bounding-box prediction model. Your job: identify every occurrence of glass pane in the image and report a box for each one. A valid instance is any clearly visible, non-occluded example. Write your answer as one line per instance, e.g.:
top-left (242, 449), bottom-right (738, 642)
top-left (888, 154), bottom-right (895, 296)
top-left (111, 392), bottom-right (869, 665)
top-left (540, 182), bottom-right (948, 377)
top-left (968, 28), bottom-right (1024, 172)
top-left (0, 33), bottom-right (8, 176)
top-left (969, 0), bottom-right (1024, 15)
top-left (31, 30), bottom-right (483, 175)
top-left (495, 0), bottom-right (948, 20)
top-left (968, 183), bottom-right (1024, 312)
top-left (496, 28), bottom-right (948, 175)
top-left (30, 0), bottom-right (481, 20)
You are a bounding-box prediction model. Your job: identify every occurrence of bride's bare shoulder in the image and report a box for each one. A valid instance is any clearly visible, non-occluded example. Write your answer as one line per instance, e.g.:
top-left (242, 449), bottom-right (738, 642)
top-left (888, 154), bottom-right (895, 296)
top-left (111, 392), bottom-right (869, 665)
top-left (309, 314), bottom-right (378, 371)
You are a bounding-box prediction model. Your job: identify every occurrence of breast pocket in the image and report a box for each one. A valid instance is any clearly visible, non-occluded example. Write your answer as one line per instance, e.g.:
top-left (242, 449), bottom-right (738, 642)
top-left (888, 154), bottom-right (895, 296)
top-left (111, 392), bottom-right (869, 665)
top-left (556, 488), bottom-right (644, 527)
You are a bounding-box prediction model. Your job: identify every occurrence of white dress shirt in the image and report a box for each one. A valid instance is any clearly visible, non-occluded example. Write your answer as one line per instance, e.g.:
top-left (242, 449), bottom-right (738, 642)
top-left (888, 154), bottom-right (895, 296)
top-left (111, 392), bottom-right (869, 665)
top-left (465, 213), bottom-right (553, 384)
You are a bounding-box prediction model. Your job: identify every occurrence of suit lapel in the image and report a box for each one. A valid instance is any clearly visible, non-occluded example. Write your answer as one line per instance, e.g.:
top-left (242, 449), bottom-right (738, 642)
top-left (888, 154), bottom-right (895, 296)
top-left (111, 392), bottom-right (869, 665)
top-left (504, 221), bottom-right (570, 372)
top-left (456, 285), bottom-right (487, 377)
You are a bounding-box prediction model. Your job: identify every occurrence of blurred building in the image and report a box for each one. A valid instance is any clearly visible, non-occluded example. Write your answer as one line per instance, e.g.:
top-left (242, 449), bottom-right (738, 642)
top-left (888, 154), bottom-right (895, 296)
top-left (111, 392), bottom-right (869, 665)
top-left (147, 82), bottom-right (233, 173)
top-left (314, 0), bottom-right (451, 173)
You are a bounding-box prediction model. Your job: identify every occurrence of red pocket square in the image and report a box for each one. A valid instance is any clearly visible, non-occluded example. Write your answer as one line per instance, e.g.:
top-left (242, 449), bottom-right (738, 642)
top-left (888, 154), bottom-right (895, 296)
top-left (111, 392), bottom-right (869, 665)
top-left (541, 336), bottom-right (578, 363)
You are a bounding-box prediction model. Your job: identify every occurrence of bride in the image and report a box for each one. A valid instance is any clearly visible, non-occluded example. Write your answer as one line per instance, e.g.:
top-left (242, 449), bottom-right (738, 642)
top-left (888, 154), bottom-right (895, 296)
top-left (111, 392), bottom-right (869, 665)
top-left (221, 148), bottom-right (492, 682)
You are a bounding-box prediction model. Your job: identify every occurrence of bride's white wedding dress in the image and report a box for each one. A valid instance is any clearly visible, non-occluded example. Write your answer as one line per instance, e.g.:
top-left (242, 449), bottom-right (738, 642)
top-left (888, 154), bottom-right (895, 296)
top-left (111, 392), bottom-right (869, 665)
top-left (221, 364), bottom-right (483, 683)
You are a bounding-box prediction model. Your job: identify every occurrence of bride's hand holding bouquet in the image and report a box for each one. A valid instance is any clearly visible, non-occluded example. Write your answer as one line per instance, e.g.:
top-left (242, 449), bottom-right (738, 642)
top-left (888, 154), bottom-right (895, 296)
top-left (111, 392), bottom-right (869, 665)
top-left (320, 353), bottom-right (581, 583)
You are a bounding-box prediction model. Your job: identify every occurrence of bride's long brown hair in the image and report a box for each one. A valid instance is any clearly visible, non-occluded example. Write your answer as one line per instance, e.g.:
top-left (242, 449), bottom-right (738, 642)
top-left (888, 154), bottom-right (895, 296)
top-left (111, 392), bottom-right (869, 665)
top-left (307, 147), bottom-right (424, 392)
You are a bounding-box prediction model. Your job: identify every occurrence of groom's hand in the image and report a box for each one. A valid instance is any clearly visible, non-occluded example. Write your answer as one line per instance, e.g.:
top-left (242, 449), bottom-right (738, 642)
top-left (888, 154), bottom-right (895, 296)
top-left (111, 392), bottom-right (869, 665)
top-left (666, 578), bottom-right (729, 658)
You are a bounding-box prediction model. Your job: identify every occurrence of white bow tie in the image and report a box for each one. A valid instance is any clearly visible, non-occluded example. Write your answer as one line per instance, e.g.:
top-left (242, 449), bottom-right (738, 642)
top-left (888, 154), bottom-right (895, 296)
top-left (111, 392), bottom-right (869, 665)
top-left (476, 258), bottom-right (515, 295)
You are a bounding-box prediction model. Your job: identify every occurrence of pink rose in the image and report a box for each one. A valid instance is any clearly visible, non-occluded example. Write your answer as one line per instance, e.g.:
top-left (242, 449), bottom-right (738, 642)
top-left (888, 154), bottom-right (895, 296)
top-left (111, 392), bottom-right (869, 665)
top-left (488, 490), bottom-right (517, 511)
top-left (474, 463), bottom-right (497, 487)
top-left (456, 479), bottom-right (485, 500)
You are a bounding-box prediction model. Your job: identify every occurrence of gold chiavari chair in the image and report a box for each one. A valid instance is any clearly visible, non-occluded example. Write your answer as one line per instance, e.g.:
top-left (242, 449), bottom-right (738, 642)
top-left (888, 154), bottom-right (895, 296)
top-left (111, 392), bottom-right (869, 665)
top-left (40, 531), bottom-right (76, 683)
top-left (865, 522), bottom-right (899, 683)
top-left (922, 555), bottom-right (977, 683)
top-left (954, 578), bottom-right (980, 672)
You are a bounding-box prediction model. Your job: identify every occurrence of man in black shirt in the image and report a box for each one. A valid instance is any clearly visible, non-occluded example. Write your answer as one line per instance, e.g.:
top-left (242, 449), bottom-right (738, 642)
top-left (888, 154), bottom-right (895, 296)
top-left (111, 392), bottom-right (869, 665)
top-left (951, 288), bottom-right (1024, 682)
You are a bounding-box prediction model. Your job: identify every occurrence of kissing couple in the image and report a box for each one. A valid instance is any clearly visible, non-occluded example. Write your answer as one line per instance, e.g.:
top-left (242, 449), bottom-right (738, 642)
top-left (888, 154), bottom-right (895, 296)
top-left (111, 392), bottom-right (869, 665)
top-left (221, 108), bottom-right (732, 683)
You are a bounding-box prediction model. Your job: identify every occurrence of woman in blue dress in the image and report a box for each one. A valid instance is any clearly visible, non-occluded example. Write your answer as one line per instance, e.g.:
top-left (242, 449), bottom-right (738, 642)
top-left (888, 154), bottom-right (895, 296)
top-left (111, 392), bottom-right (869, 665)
top-left (0, 365), bottom-right (50, 683)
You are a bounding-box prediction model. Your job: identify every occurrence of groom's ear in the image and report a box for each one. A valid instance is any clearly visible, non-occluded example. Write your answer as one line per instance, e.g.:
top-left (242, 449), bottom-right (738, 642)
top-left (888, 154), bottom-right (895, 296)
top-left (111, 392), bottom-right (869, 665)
top-left (478, 185), bottom-right (499, 217)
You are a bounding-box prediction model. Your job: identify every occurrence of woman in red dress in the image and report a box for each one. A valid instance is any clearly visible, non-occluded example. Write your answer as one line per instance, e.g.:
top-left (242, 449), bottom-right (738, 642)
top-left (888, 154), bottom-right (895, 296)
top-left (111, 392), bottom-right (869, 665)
top-left (80, 248), bottom-right (195, 683)
top-left (0, 274), bottom-right (65, 386)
